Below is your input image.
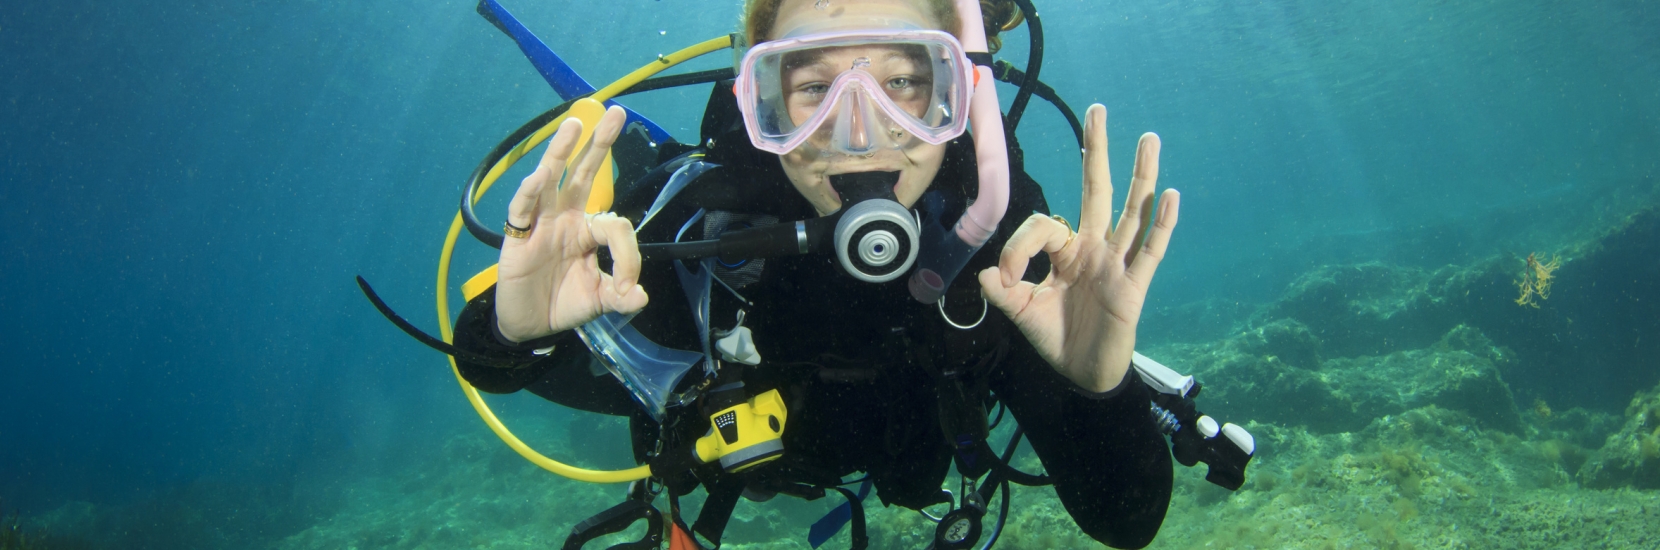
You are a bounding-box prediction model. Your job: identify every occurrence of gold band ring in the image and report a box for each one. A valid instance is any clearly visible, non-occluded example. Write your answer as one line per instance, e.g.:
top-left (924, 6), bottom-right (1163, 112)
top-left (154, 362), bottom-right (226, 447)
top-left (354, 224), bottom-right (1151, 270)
top-left (1051, 214), bottom-right (1077, 248)
top-left (503, 220), bottom-right (532, 239)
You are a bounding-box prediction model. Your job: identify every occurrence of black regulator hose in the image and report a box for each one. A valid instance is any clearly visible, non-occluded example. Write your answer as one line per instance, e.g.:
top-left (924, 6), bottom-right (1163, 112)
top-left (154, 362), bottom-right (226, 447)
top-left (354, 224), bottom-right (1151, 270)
top-left (460, 69), bottom-right (734, 250)
top-left (1003, 0), bottom-right (1045, 137)
top-left (991, 61), bottom-right (1082, 150)
top-left (461, 95), bottom-right (586, 250)
top-left (971, 425), bottom-right (1032, 550)
top-left (621, 67), bottom-right (734, 96)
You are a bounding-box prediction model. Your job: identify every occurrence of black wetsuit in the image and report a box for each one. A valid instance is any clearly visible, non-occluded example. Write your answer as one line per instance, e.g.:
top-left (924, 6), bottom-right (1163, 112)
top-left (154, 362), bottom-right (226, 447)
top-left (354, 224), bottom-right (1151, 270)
top-left (450, 105), bottom-right (1173, 548)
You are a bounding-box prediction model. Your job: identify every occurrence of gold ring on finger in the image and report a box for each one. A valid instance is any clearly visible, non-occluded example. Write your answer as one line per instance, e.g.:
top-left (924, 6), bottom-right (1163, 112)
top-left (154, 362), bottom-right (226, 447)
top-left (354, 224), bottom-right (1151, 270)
top-left (504, 219), bottom-right (532, 239)
top-left (1051, 214), bottom-right (1077, 247)
top-left (1049, 214), bottom-right (1071, 231)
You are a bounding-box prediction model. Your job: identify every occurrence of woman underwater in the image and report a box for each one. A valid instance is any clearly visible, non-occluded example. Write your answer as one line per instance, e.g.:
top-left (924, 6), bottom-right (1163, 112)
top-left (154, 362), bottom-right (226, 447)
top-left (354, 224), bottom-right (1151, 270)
top-left (452, 0), bottom-right (1183, 547)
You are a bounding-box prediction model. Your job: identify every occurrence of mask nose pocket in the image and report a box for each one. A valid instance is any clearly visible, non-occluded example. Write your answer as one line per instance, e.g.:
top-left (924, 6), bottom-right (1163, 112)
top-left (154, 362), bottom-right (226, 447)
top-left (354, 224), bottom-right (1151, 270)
top-left (828, 82), bottom-right (895, 155)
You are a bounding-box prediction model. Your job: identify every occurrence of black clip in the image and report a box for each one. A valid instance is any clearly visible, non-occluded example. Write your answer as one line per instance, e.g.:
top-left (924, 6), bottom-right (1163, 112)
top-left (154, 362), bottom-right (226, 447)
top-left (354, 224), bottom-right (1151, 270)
top-left (561, 490), bottom-right (664, 550)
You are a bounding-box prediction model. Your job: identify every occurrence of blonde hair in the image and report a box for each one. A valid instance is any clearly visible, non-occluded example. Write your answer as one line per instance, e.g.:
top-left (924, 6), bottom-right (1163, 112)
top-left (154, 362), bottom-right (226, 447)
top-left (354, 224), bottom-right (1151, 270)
top-left (741, 0), bottom-right (963, 45)
top-left (741, 0), bottom-right (1025, 52)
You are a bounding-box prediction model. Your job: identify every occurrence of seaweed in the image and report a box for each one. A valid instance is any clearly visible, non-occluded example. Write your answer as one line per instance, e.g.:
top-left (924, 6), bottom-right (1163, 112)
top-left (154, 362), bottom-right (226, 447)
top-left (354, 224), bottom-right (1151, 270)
top-left (1513, 252), bottom-right (1561, 308)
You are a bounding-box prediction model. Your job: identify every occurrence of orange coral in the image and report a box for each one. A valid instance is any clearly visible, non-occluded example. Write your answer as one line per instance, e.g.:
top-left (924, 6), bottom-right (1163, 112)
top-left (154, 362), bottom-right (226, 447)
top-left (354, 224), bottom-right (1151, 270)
top-left (1515, 252), bottom-right (1561, 308)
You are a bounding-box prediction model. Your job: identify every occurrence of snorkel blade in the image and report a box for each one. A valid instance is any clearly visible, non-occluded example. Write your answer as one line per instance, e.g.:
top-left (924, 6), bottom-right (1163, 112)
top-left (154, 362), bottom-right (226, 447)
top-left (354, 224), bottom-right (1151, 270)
top-left (908, 195), bottom-right (983, 302)
top-left (907, 0), bottom-right (1011, 303)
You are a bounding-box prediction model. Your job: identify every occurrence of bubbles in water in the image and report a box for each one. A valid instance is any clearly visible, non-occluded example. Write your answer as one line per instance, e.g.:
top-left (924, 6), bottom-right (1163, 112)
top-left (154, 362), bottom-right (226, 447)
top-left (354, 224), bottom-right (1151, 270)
top-left (815, 0), bottom-right (829, 10)
top-left (659, 30), bottom-right (666, 36)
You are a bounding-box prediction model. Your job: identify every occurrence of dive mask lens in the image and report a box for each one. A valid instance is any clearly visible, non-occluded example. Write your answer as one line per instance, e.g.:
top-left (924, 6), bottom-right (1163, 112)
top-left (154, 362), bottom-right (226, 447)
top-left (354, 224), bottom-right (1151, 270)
top-left (737, 30), bottom-right (973, 155)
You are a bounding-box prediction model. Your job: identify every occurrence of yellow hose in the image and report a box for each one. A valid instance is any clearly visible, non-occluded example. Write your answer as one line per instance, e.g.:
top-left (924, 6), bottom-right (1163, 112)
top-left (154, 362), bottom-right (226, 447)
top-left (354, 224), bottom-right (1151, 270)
top-left (433, 35), bottom-right (733, 484)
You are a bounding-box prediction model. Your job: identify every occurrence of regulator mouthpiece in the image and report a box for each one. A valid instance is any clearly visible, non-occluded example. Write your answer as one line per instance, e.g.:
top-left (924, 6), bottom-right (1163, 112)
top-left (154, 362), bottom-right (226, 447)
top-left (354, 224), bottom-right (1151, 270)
top-left (829, 172), bottom-right (919, 283)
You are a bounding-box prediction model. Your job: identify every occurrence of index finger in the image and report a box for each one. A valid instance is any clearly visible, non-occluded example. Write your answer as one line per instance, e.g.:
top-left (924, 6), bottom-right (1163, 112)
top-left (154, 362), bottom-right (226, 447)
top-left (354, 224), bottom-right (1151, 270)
top-left (588, 212), bottom-right (641, 293)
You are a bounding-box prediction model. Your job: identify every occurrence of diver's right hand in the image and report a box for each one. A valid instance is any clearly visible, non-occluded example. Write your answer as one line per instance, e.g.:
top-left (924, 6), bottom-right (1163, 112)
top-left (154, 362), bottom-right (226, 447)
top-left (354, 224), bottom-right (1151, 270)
top-left (494, 106), bottom-right (648, 343)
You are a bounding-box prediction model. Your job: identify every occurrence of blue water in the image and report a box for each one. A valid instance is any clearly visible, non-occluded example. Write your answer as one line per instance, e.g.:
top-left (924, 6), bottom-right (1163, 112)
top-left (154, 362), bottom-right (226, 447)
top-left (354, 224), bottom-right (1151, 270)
top-left (2, 0), bottom-right (1657, 547)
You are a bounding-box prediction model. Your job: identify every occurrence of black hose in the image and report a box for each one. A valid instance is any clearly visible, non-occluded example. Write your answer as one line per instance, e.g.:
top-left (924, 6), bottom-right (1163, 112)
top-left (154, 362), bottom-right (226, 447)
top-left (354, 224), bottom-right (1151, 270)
top-left (356, 276), bottom-right (536, 369)
top-left (991, 61), bottom-right (1082, 150)
top-left (461, 96), bottom-right (585, 249)
top-left (974, 425), bottom-right (1033, 549)
top-left (616, 68), bottom-right (735, 97)
top-left (977, 426), bottom-right (1051, 488)
top-left (460, 70), bottom-right (729, 250)
top-left (1003, 0), bottom-right (1044, 136)
top-left (978, 479), bottom-right (1012, 550)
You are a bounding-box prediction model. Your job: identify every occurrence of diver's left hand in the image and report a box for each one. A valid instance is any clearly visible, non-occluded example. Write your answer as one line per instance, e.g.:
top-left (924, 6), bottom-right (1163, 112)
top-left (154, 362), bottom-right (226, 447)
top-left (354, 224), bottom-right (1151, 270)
top-left (978, 105), bottom-right (1180, 393)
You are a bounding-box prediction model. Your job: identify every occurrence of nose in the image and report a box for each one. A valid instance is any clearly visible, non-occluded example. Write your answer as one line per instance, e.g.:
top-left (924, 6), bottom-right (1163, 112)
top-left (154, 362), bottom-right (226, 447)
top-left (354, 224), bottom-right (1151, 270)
top-left (828, 83), bottom-right (886, 155)
top-left (847, 92), bottom-right (870, 151)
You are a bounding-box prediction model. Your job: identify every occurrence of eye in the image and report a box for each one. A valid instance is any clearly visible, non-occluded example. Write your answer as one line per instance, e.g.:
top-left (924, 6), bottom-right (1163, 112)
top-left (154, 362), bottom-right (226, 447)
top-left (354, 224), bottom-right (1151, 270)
top-left (886, 77), bottom-right (913, 90)
top-left (799, 82), bottom-right (830, 95)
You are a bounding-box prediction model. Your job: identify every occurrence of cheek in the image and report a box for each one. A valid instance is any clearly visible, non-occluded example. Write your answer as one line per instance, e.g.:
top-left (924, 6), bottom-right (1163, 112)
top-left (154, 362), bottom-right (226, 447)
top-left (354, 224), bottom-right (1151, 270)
top-left (895, 145), bottom-right (947, 206)
top-left (779, 148), bottom-right (821, 176)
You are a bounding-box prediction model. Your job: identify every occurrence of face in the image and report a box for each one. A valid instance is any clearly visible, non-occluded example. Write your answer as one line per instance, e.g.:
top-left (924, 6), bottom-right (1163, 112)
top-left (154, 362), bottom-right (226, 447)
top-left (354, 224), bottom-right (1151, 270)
top-left (768, 0), bottom-right (949, 216)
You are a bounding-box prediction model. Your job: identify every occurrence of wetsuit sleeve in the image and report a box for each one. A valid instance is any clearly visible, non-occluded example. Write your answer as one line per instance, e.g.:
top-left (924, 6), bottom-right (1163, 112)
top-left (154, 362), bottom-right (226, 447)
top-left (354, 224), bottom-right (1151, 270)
top-left (452, 286), bottom-right (642, 416)
top-left (981, 169), bottom-right (1173, 549)
top-left (988, 346), bottom-right (1173, 549)
top-left (451, 285), bottom-right (577, 393)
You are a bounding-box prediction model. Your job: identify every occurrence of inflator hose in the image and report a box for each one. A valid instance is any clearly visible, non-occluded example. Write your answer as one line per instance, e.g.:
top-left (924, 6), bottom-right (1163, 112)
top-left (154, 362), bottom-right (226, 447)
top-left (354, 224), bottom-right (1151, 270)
top-left (461, 68), bottom-right (735, 250)
top-left (435, 35), bottom-right (733, 484)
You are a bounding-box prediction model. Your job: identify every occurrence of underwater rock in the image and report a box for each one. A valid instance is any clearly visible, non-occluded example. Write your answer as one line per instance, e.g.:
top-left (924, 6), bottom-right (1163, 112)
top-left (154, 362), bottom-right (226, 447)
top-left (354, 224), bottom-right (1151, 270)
top-left (1259, 262), bottom-right (1457, 358)
top-left (1154, 404), bottom-right (1660, 549)
top-left (1322, 325), bottom-right (1523, 433)
top-left (1230, 318), bottom-right (1324, 370)
top-left (1154, 332), bottom-right (1366, 433)
top-left (1246, 207), bottom-right (1660, 413)
top-left (1173, 324), bottom-right (1522, 434)
top-left (1532, 405), bottom-right (1623, 451)
top-left (1577, 381), bottom-right (1660, 489)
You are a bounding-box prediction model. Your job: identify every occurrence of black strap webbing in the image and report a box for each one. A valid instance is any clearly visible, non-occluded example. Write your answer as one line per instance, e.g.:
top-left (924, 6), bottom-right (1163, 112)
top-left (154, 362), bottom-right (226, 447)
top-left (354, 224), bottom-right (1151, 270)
top-left (828, 486), bottom-right (870, 550)
top-left (692, 474), bottom-right (747, 547)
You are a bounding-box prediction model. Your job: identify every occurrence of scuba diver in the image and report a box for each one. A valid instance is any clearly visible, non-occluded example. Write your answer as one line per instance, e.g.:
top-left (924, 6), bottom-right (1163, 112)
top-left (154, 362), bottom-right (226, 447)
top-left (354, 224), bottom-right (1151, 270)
top-left (359, 0), bottom-right (1255, 548)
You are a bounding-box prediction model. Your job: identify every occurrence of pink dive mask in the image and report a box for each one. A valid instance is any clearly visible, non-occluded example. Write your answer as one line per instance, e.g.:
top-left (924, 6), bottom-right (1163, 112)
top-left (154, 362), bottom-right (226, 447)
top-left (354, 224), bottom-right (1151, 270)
top-left (734, 29), bottom-right (975, 156)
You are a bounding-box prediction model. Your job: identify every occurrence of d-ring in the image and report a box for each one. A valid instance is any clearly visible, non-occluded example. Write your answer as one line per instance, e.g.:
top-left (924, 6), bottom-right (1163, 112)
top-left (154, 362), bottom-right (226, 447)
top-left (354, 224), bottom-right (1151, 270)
top-left (938, 296), bottom-right (988, 330)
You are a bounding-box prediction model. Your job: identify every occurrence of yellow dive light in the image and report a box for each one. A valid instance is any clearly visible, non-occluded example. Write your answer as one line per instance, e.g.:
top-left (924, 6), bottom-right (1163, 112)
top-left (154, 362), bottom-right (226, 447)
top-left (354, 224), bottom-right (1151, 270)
top-left (696, 389), bottom-right (788, 472)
